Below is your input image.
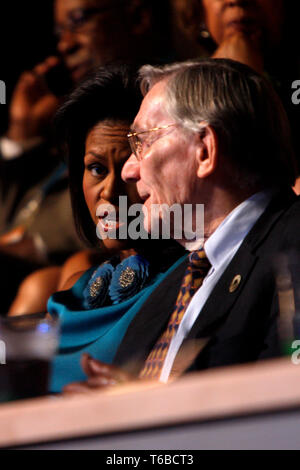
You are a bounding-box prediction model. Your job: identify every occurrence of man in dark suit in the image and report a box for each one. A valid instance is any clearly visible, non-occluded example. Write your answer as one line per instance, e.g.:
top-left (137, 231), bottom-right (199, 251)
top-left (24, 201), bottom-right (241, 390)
top-left (64, 58), bottom-right (300, 391)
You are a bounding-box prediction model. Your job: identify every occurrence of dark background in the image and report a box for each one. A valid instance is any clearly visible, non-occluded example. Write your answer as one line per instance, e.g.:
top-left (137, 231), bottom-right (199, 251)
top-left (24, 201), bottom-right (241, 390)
top-left (1, 1), bottom-right (300, 136)
top-left (0, 0), bottom-right (56, 133)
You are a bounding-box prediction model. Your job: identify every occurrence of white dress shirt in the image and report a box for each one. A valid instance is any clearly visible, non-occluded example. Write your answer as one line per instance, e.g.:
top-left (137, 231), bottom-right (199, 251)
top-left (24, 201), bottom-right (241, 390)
top-left (159, 190), bottom-right (274, 382)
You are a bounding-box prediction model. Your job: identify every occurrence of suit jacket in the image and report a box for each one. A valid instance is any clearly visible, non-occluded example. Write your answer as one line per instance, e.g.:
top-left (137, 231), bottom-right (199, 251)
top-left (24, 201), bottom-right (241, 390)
top-left (114, 189), bottom-right (300, 376)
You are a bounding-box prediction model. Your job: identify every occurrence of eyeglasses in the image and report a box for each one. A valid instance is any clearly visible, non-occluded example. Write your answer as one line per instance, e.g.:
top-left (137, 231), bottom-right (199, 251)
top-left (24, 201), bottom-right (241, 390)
top-left (54, 2), bottom-right (127, 38)
top-left (127, 124), bottom-right (177, 161)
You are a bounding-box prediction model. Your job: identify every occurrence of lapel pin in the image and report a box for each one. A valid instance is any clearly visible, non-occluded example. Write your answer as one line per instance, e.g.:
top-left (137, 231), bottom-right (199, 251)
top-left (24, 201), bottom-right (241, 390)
top-left (229, 274), bottom-right (242, 293)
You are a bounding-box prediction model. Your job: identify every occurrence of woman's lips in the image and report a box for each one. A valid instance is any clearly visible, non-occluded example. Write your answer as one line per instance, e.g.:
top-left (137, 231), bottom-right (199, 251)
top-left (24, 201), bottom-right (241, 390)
top-left (98, 217), bottom-right (124, 233)
top-left (226, 17), bottom-right (260, 35)
top-left (96, 202), bottom-right (120, 234)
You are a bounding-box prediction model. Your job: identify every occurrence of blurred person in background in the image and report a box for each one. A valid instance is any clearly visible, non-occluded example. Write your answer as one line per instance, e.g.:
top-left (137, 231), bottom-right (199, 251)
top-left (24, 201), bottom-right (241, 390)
top-left (169, 0), bottom-right (300, 190)
top-left (169, 0), bottom-right (207, 60)
top-left (0, 0), bottom-right (173, 312)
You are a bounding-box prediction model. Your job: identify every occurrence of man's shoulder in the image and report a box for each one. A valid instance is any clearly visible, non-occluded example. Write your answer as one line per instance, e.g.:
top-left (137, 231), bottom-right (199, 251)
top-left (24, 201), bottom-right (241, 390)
top-left (269, 193), bottom-right (300, 235)
top-left (282, 193), bottom-right (300, 219)
top-left (245, 191), bottom-right (300, 254)
top-left (268, 193), bottom-right (300, 241)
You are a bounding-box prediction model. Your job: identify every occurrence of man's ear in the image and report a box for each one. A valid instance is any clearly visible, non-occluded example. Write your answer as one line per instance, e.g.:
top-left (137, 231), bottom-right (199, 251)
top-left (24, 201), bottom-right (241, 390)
top-left (127, 0), bottom-right (152, 36)
top-left (195, 124), bottom-right (218, 179)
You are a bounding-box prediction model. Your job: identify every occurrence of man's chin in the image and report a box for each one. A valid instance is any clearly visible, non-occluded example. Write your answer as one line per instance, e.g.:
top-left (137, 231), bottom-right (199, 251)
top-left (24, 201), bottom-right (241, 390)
top-left (142, 202), bottom-right (154, 236)
top-left (142, 208), bottom-right (166, 240)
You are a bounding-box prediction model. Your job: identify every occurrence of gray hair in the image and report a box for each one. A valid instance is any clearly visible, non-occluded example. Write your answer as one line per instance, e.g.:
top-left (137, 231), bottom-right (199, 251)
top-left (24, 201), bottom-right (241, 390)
top-left (139, 58), bottom-right (297, 189)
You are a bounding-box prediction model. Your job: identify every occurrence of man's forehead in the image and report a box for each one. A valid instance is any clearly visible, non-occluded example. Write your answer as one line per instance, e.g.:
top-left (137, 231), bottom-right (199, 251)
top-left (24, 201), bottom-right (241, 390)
top-left (133, 80), bottom-right (169, 130)
top-left (55, 0), bottom-right (102, 19)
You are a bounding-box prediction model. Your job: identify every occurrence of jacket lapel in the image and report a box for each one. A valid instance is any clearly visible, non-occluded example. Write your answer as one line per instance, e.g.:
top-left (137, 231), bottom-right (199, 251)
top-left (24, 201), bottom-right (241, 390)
top-left (186, 189), bottom-right (297, 341)
top-left (186, 244), bottom-right (257, 340)
top-left (113, 256), bottom-right (189, 374)
top-left (115, 189), bottom-right (298, 375)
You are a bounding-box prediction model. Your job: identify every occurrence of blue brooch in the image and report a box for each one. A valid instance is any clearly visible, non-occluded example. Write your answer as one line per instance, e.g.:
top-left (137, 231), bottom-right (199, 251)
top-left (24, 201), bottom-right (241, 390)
top-left (82, 255), bottom-right (150, 309)
top-left (109, 255), bottom-right (150, 304)
top-left (83, 262), bottom-right (114, 309)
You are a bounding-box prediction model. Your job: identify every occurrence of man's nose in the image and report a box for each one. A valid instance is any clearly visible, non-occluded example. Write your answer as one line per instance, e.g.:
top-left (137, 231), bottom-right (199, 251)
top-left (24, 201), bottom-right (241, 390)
top-left (57, 29), bottom-right (79, 56)
top-left (121, 155), bottom-right (141, 183)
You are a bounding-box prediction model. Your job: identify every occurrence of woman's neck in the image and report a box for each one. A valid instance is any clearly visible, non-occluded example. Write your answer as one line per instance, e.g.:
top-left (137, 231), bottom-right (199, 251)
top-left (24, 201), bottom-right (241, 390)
top-left (119, 248), bottom-right (137, 261)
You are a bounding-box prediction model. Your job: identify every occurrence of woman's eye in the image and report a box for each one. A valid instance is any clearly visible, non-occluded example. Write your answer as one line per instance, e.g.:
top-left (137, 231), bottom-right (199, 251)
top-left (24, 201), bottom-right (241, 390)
top-left (88, 164), bottom-right (108, 178)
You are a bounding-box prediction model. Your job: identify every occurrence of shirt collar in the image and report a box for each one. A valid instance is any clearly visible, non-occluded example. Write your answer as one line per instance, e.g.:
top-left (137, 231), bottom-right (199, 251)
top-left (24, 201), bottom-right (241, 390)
top-left (204, 189), bottom-right (274, 270)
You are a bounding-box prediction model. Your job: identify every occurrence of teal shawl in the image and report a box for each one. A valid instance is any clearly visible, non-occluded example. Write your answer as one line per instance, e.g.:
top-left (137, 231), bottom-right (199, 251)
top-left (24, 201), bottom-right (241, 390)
top-left (48, 254), bottom-right (186, 392)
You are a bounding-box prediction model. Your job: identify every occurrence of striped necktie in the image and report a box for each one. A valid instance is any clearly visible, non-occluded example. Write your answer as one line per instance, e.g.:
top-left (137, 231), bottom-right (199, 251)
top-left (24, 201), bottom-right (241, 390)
top-left (140, 248), bottom-right (211, 380)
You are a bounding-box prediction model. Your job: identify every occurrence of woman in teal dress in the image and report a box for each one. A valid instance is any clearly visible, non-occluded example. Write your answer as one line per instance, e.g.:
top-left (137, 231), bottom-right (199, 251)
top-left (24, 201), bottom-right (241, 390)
top-left (48, 64), bottom-right (186, 393)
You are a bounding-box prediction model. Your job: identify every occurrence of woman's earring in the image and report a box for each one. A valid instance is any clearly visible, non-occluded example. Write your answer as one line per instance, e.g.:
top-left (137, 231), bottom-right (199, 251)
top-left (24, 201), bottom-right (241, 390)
top-left (198, 23), bottom-right (210, 39)
top-left (196, 22), bottom-right (215, 52)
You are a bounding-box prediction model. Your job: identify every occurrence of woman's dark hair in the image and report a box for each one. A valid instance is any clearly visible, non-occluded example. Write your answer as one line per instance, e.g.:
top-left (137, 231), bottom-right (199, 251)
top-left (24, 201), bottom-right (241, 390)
top-left (55, 63), bottom-right (142, 246)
